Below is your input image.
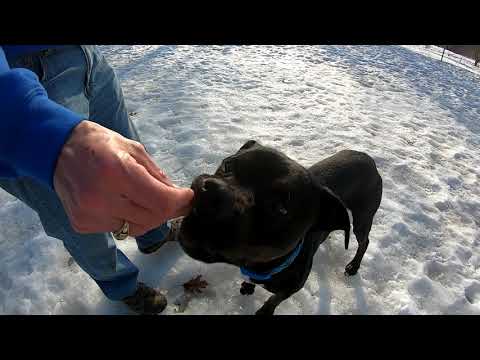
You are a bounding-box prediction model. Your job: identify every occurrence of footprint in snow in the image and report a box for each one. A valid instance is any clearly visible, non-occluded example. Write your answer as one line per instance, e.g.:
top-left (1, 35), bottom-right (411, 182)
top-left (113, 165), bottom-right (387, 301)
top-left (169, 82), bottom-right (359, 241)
top-left (464, 282), bottom-right (480, 305)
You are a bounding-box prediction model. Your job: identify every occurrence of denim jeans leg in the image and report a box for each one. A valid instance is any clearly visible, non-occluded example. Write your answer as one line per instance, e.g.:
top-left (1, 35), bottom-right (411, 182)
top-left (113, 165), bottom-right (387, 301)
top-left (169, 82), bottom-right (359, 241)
top-left (85, 45), bottom-right (171, 251)
top-left (135, 222), bottom-right (171, 252)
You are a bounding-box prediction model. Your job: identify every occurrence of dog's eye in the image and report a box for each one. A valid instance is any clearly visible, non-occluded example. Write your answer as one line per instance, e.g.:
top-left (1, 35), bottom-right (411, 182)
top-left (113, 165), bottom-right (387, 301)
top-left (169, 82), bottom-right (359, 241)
top-left (278, 204), bottom-right (288, 216)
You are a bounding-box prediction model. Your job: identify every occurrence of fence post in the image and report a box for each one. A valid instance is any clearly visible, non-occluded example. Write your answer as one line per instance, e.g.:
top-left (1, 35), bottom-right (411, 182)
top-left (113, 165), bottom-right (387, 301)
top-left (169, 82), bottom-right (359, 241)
top-left (441, 47), bottom-right (446, 62)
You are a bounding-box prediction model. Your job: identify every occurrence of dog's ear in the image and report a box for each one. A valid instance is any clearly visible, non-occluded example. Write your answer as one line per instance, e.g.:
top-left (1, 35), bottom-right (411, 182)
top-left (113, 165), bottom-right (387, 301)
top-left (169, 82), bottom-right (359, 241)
top-left (239, 140), bottom-right (259, 151)
top-left (310, 178), bottom-right (352, 250)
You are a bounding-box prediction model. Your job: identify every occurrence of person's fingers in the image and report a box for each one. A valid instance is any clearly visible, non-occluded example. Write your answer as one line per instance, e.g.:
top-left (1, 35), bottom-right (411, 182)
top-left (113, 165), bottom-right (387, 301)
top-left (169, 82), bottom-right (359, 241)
top-left (110, 196), bottom-right (160, 228)
top-left (108, 217), bottom-right (149, 238)
top-left (72, 214), bottom-right (149, 238)
top-left (70, 215), bottom-right (123, 235)
top-left (128, 140), bottom-right (174, 187)
top-left (119, 154), bottom-right (194, 220)
top-left (123, 221), bottom-right (149, 237)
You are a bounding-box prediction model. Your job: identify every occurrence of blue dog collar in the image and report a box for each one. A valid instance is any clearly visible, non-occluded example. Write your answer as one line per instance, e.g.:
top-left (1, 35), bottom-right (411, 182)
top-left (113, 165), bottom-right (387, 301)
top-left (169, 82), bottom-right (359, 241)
top-left (240, 239), bottom-right (304, 281)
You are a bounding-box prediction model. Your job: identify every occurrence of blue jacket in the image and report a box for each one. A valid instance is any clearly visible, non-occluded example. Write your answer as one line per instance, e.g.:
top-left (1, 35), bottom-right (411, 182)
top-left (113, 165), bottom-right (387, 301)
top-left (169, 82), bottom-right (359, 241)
top-left (0, 45), bottom-right (84, 189)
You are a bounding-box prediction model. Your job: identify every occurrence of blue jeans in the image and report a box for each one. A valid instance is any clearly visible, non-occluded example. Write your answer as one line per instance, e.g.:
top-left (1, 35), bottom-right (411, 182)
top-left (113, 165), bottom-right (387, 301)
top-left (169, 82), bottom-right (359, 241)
top-left (0, 45), bottom-right (170, 301)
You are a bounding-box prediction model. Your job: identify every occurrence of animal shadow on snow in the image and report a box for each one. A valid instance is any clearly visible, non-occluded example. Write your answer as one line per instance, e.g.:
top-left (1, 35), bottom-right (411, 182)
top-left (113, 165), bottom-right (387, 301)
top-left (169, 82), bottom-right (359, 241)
top-left (94, 242), bottom-right (185, 315)
top-left (311, 233), bottom-right (369, 315)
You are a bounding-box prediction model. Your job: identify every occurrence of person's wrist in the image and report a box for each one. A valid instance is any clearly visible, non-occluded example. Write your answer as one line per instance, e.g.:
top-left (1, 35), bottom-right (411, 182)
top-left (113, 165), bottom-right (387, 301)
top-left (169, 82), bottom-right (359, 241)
top-left (53, 119), bottom-right (89, 192)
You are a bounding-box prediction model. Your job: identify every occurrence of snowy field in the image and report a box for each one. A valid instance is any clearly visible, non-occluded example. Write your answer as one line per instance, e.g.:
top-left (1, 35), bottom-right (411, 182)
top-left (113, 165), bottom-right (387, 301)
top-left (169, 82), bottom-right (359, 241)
top-left (1, 45), bottom-right (479, 315)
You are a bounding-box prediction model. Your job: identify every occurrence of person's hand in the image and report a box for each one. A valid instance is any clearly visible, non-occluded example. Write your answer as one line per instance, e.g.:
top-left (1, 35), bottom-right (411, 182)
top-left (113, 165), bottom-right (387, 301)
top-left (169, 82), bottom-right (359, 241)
top-left (53, 120), bottom-right (194, 236)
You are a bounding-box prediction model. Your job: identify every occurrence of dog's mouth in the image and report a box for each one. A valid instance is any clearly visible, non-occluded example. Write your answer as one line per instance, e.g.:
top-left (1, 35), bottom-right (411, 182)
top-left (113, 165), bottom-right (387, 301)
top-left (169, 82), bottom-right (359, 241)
top-left (178, 231), bottom-right (229, 264)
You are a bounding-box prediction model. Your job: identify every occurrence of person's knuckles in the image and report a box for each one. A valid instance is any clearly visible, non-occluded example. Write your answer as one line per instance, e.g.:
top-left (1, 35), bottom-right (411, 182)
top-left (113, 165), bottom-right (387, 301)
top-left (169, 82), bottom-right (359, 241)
top-left (117, 151), bottom-right (145, 178)
top-left (111, 150), bottom-right (133, 175)
top-left (128, 140), bottom-right (148, 156)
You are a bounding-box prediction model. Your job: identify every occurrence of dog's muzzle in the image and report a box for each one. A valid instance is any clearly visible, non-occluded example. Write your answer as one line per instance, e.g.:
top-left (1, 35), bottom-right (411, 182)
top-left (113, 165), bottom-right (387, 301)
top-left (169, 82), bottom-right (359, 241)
top-left (191, 176), bottom-right (236, 220)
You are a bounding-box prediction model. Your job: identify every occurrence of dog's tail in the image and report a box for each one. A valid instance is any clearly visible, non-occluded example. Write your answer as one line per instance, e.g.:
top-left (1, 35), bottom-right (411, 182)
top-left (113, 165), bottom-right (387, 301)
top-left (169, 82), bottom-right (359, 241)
top-left (344, 228), bottom-right (350, 250)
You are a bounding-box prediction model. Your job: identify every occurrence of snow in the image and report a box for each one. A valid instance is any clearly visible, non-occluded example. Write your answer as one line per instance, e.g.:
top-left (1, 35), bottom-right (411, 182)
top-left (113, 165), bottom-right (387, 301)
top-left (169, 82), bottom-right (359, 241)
top-left (1, 45), bottom-right (480, 314)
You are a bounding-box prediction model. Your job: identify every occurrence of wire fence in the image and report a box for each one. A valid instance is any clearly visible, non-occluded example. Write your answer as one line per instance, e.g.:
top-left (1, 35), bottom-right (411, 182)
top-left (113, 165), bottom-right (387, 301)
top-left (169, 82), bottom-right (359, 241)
top-left (424, 45), bottom-right (479, 71)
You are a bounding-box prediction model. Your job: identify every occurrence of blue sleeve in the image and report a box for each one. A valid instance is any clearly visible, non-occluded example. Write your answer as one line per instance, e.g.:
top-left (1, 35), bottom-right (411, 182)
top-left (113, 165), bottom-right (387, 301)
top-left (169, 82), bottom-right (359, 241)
top-left (0, 46), bottom-right (84, 189)
top-left (0, 47), bottom-right (10, 74)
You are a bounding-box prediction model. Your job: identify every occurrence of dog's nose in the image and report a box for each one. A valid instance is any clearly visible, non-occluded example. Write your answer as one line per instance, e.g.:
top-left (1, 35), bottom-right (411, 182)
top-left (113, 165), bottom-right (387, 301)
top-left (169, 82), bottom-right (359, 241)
top-left (192, 177), bottom-right (226, 194)
top-left (191, 177), bottom-right (234, 220)
top-left (203, 178), bottom-right (223, 192)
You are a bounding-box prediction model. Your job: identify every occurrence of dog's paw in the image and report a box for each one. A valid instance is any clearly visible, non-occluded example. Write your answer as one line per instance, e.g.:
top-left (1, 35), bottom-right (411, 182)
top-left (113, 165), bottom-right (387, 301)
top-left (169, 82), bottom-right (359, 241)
top-left (255, 306), bottom-right (275, 316)
top-left (344, 262), bottom-right (359, 276)
top-left (240, 282), bottom-right (256, 295)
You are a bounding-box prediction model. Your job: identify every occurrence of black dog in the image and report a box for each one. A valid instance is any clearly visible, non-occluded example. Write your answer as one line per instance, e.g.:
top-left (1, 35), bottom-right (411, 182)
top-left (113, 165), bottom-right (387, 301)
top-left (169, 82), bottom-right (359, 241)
top-left (178, 140), bottom-right (382, 315)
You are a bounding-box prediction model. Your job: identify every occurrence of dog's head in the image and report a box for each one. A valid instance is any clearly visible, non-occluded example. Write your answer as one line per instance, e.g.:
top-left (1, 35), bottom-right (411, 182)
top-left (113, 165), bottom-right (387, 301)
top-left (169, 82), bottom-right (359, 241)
top-left (178, 140), bottom-right (350, 268)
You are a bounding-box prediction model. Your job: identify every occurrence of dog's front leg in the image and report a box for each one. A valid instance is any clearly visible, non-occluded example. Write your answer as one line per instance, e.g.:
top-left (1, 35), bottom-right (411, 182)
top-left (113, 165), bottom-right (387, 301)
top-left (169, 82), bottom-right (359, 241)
top-left (255, 292), bottom-right (291, 315)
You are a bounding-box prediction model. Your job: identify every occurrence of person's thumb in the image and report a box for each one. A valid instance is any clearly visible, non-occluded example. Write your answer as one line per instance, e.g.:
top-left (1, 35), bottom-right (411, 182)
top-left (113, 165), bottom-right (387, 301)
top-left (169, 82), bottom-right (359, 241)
top-left (164, 186), bottom-right (195, 219)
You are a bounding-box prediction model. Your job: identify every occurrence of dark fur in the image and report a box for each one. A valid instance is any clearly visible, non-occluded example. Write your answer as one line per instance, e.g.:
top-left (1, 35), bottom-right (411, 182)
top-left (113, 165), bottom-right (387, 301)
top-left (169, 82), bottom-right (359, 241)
top-left (178, 140), bottom-right (382, 315)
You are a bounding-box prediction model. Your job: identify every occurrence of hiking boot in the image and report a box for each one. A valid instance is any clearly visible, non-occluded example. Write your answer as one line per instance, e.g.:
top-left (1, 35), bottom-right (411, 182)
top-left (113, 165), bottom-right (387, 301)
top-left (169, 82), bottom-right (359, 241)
top-left (139, 217), bottom-right (183, 254)
top-left (122, 282), bottom-right (167, 315)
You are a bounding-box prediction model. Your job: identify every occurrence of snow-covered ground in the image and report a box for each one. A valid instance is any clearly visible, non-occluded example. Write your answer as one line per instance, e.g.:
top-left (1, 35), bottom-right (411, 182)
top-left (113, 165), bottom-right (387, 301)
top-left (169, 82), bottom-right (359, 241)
top-left (1, 45), bottom-right (479, 315)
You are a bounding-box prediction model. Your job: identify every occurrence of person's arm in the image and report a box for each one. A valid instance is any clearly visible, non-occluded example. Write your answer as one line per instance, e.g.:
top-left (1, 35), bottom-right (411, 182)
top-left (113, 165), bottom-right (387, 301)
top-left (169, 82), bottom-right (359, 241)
top-left (0, 46), bottom-right (193, 236)
top-left (0, 47), bottom-right (9, 74)
top-left (0, 46), bottom-right (83, 188)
